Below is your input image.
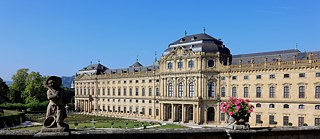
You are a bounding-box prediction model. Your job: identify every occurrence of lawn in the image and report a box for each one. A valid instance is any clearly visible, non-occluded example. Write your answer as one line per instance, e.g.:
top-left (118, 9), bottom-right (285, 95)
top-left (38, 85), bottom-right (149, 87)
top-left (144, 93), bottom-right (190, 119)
top-left (13, 113), bottom-right (185, 131)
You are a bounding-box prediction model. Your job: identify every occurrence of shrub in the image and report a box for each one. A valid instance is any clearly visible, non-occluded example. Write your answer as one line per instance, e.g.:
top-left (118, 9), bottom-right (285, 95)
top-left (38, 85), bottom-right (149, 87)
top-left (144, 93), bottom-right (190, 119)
top-left (288, 122), bottom-right (293, 126)
top-left (303, 123), bottom-right (308, 126)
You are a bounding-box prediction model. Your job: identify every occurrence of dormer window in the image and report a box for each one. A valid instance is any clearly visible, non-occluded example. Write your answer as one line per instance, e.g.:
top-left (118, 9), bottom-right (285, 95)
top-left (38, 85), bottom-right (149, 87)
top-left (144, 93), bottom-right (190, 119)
top-left (191, 36), bottom-right (197, 40)
top-left (180, 38), bottom-right (185, 42)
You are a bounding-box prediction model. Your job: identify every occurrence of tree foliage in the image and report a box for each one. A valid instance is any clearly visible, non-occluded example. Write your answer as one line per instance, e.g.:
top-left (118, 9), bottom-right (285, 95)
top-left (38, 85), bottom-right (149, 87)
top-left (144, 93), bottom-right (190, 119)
top-left (22, 72), bottom-right (48, 103)
top-left (8, 68), bottom-right (29, 103)
top-left (0, 77), bottom-right (9, 103)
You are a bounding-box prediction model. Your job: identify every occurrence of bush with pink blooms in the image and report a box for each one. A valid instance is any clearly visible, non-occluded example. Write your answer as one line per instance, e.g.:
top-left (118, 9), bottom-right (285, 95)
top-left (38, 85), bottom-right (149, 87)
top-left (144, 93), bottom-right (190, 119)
top-left (220, 97), bottom-right (254, 121)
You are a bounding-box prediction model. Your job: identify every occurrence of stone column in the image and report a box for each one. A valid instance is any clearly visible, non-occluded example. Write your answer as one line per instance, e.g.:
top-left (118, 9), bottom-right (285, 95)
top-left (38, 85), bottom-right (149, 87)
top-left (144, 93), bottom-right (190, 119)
top-left (204, 108), bottom-right (207, 124)
top-left (171, 104), bottom-right (175, 122)
top-left (193, 104), bottom-right (197, 124)
top-left (182, 104), bottom-right (186, 123)
top-left (160, 103), bottom-right (164, 120)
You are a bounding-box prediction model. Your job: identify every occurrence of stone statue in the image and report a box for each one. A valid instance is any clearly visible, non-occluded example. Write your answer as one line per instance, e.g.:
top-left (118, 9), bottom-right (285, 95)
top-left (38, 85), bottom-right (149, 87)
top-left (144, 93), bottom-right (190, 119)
top-left (42, 76), bottom-right (69, 132)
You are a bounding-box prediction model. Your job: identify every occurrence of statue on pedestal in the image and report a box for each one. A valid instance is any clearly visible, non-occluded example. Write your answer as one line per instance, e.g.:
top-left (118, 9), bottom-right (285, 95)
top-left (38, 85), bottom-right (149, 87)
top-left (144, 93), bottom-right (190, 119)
top-left (41, 76), bottom-right (69, 132)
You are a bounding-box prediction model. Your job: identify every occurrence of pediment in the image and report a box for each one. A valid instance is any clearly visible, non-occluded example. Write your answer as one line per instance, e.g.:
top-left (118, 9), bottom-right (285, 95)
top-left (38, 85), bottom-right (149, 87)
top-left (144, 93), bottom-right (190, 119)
top-left (163, 46), bottom-right (195, 60)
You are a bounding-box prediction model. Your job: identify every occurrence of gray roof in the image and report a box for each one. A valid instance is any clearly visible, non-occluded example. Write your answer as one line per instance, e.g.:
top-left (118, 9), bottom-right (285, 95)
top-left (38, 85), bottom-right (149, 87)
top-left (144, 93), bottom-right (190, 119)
top-left (80, 64), bottom-right (108, 71)
top-left (231, 49), bottom-right (320, 65)
top-left (104, 64), bottom-right (159, 74)
top-left (130, 61), bottom-right (143, 68)
top-left (163, 33), bottom-right (230, 55)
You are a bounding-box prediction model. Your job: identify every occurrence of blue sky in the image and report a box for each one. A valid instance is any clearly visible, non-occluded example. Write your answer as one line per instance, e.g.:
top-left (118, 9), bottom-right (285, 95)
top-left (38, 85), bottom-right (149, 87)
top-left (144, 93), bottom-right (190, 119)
top-left (0, 0), bottom-right (319, 81)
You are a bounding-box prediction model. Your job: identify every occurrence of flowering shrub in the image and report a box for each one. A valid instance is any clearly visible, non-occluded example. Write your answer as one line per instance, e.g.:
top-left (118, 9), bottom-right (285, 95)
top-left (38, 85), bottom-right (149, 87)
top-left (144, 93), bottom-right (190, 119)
top-left (220, 97), bottom-right (254, 120)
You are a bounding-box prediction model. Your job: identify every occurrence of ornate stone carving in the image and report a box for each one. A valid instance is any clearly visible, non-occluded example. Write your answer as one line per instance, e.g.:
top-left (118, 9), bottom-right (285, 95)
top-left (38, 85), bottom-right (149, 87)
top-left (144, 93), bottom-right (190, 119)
top-left (41, 76), bottom-right (69, 132)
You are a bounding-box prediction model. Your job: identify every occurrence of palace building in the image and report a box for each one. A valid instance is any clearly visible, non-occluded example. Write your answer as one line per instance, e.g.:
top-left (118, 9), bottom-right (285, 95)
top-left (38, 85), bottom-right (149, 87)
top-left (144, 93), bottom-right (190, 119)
top-left (74, 33), bottom-right (320, 127)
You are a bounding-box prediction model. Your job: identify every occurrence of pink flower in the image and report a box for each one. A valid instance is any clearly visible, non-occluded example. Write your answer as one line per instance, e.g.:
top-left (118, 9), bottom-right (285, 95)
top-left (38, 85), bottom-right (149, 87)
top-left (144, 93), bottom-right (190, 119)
top-left (236, 105), bottom-right (241, 110)
top-left (228, 111), bottom-right (233, 116)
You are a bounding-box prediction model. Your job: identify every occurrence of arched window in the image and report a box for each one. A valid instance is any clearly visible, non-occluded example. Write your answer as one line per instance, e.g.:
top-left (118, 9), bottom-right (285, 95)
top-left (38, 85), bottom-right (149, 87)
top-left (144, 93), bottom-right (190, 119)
top-left (283, 104), bottom-right (289, 108)
top-left (269, 104), bottom-right (275, 108)
top-left (256, 103), bottom-right (261, 108)
top-left (177, 61), bottom-right (183, 69)
top-left (299, 104), bottom-right (305, 109)
top-left (167, 62), bottom-right (172, 69)
top-left (315, 86), bottom-right (320, 98)
top-left (299, 86), bottom-right (305, 98)
top-left (232, 87), bottom-right (237, 97)
top-left (188, 60), bottom-right (194, 69)
top-left (284, 86), bottom-right (289, 98)
top-left (178, 83), bottom-right (183, 97)
top-left (208, 60), bottom-right (215, 67)
top-left (221, 87), bottom-right (225, 97)
top-left (168, 83), bottom-right (173, 97)
top-left (208, 82), bottom-right (215, 97)
top-left (315, 105), bottom-right (320, 110)
top-left (189, 83), bottom-right (194, 97)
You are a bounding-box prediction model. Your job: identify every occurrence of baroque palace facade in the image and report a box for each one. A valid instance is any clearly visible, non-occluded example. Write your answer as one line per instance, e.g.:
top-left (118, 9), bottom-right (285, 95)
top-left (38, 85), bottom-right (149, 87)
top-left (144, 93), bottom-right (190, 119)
top-left (74, 33), bottom-right (320, 127)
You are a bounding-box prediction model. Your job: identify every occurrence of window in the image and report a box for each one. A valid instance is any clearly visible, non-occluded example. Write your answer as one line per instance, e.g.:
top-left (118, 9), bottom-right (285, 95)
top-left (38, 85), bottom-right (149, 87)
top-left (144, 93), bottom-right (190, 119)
top-left (315, 105), bottom-right (320, 110)
top-left (148, 88), bottom-right (152, 96)
top-left (112, 88), bottom-right (115, 96)
top-left (315, 118), bottom-right (320, 126)
top-left (221, 76), bottom-right (226, 80)
top-left (149, 108), bottom-right (152, 115)
top-left (156, 109), bottom-right (159, 116)
top-left (118, 88), bottom-right (121, 96)
top-left (208, 60), bottom-right (215, 67)
top-left (177, 61), bottom-right (183, 69)
top-left (142, 80), bottom-right (145, 83)
top-left (256, 87), bottom-right (261, 98)
top-left (244, 75), bottom-right (249, 80)
top-left (283, 86), bottom-right (290, 98)
top-left (284, 74), bottom-right (290, 78)
top-left (232, 76), bottom-right (237, 80)
top-left (208, 82), bottom-right (215, 97)
top-left (256, 75), bottom-right (261, 79)
top-left (178, 83), bottom-right (183, 97)
top-left (299, 104), bottom-right (305, 109)
top-left (298, 117), bottom-right (304, 126)
top-left (135, 87), bottom-right (139, 96)
top-left (136, 80), bottom-right (139, 83)
top-left (221, 113), bottom-right (225, 121)
top-left (299, 73), bottom-right (305, 78)
top-left (136, 100), bottom-right (138, 103)
top-left (283, 104), bottom-right (289, 108)
top-left (102, 88), bottom-right (105, 95)
top-left (221, 87), bottom-right (226, 97)
top-left (283, 116), bottom-right (289, 126)
top-left (316, 86), bottom-right (320, 98)
top-left (129, 107), bottom-right (132, 113)
top-left (124, 81), bottom-right (126, 84)
top-left (83, 89), bottom-right (86, 95)
top-left (269, 104), bottom-right (275, 108)
top-left (189, 83), bottom-right (194, 97)
top-left (149, 100), bottom-right (152, 103)
top-left (123, 107), bottom-right (126, 113)
top-left (123, 88), bottom-right (127, 96)
top-left (270, 74), bottom-right (275, 79)
top-left (188, 60), bottom-right (194, 69)
top-left (299, 86), bottom-right (305, 98)
top-left (142, 100), bottom-right (145, 103)
top-left (168, 62), bottom-right (172, 69)
top-left (244, 87), bottom-right (249, 98)
top-left (168, 83), bottom-right (173, 96)
top-left (269, 86), bottom-right (275, 98)
top-left (88, 88), bottom-right (90, 95)
top-left (232, 87), bottom-right (237, 97)
top-left (136, 107), bottom-right (139, 114)
top-left (142, 88), bottom-right (145, 96)
top-left (269, 115), bottom-right (275, 124)
top-left (256, 103), bottom-right (261, 108)
top-left (129, 88), bottom-right (132, 96)
top-left (316, 72), bottom-right (320, 77)
top-left (156, 88), bottom-right (159, 96)
top-left (256, 115), bottom-right (262, 124)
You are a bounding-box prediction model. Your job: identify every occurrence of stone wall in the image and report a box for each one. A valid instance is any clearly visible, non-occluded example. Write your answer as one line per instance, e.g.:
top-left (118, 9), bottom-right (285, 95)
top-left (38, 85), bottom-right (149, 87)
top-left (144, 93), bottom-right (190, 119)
top-left (1, 126), bottom-right (320, 139)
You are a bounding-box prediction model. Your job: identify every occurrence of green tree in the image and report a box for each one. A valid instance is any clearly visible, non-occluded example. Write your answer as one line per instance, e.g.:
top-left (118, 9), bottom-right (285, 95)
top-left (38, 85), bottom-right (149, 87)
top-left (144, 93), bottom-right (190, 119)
top-left (0, 77), bottom-right (9, 103)
top-left (22, 72), bottom-right (47, 103)
top-left (8, 68), bottom-right (29, 103)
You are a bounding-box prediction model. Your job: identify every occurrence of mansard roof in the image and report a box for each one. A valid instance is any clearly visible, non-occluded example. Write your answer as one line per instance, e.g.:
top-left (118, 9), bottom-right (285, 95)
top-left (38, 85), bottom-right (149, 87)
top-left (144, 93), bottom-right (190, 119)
top-left (79, 63), bottom-right (108, 71)
top-left (232, 49), bottom-right (320, 65)
top-left (164, 33), bottom-right (230, 55)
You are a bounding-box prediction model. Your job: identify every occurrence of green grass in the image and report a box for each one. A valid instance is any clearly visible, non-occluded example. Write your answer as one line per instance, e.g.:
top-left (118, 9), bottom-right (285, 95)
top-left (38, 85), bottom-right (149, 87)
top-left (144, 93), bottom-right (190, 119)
top-left (155, 124), bottom-right (186, 129)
